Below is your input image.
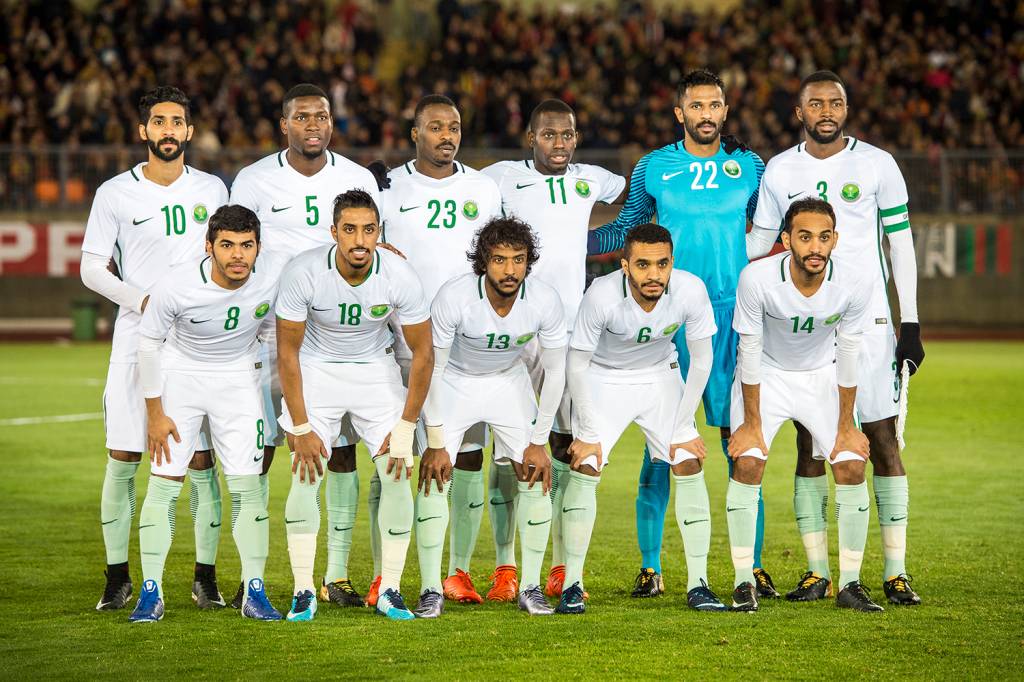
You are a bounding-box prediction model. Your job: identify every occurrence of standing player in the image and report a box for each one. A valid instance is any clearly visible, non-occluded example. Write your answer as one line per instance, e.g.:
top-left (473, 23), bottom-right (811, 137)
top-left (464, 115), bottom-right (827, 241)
top-left (81, 86), bottom-right (229, 611)
top-left (275, 190), bottom-right (434, 622)
top-left (481, 99), bottom-right (625, 600)
top-left (413, 217), bottom-right (568, 618)
top-left (727, 198), bottom-right (882, 613)
top-left (129, 205), bottom-right (285, 622)
top-left (377, 94), bottom-right (502, 605)
top-left (588, 70), bottom-right (776, 598)
top-left (559, 224), bottom-right (726, 615)
top-left (750, 71), bottom-right (924, 605)
top-left (229, 84), bottom-right (381, 610)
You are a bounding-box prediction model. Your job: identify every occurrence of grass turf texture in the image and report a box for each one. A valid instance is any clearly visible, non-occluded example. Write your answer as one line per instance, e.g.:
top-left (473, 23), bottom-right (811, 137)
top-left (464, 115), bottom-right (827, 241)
top-left (0, 341), bottom-right (1021, 680)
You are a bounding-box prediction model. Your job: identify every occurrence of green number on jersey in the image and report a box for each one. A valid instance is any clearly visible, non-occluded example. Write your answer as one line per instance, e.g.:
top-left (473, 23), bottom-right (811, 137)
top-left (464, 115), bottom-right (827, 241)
top-left (305, 195), bottom-right (319, 226)
top-left (338, 303), bottom-right (362, 326)
top-left (161, 204), bottom-right (186, 236)
top-left (790, 316), bottom-right (814, 334)
top-left (256, 419), bottom-right (264, 449)
top-left (225, 306), bottom-right (240, 330)
top-left (546, 177), bottom-right (567, 204)
top-left (427, 199), bottom-right (457, 228)
top-left (486, 333), bottom-right (510, 349)
top-left (637, 327), bottom-right (652, 343)
top-left (816, 181), bottom-right (828, 202)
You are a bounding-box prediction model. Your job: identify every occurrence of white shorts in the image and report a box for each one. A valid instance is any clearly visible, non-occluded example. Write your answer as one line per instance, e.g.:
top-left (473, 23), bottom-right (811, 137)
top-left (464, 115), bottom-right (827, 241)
top-left (570, 365), bottom-right (699, 471)
top-left (439, 364), bottom-right (537, 465)
top-left (259, 329), bottom-right (357, 448)
top-left (856, 328), bottom-right (899, 423)
top-left (278, 359), bottom-right (405, 460)
top-left (523, 338), bottom-right (571, 435)
top-left (729, 364), bottom-right (861, 465)
top-left (397, 356), bottom-right (488, 456)
top-left (103, 362), bottom-right (211, 454)
top-left (150, 368), bottom-right (263, 478)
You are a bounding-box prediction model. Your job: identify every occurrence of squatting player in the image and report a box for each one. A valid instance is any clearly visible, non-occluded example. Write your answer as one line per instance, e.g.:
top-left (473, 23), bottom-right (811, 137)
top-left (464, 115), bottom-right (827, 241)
top-left (81, 86), bottom-right (229, 611)
top-left (561, 224), bottom-right (725, 615)
top-left (230, 83), bottom-right (381, 610)
top-left (482, 99), bottom-right (625, 600)
top-left (588, 70), bottom-right (775, 598)
top-left (727, 198), bottom-right (882, 613)
top-left (129, 206), bottom-right (287, 622)
top-left (414, 217), bottom-right (568, 618)
top-left (378, 94), bottom-right (502, 605)
top-left (750, 71), bottom-right (924, 605)
top-left (275, 190), bottom-right (434, 622)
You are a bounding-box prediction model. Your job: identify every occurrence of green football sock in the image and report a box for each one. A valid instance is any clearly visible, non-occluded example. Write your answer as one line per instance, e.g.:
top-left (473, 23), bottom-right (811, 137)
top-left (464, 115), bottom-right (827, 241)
top-left (874, 475), bottom-right (909, 580)
top-left (673, 470), bottom-right (711, 591)
top-left (368, 471), bottom-right (382, 577)
top-left (562, 471), bottom-right (599, 591)
top-left (138, 475), bottom-right (182, 593)
top-left (100, 456), bottom-right (139, 565)
top-left (240, 472), bottom-right (272, 583)
top-left (284, 463), bottom-right (322, 594)
top-left (447, 467), bottom-right (484, 576)
top-left (490, 462), bottom-right (519, 567)
top-left (325, 470), bottom-right (359, 583)
top-left (188, 465), bottom-right (221, 566)
top-left (225, 474), bottom-right (268, 591)
top-left (516, 481), bottom-right (550, 589)
top-left (726, 479), bottom-right (760, 587)
top-left (836, 482), bottom-right (869, 587)
top-left (415, 481), bottom-right (450, 593)
top-left (549, 458), bottom-right (571, 566)
top-left (794, 474), bottom-right (830, 578)
top-left (375, 456), bottom-right (413, 593)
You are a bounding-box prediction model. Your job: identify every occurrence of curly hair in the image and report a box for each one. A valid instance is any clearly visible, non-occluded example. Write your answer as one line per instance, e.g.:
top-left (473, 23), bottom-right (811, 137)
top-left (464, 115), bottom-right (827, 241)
top-left (467, 216), bottom-right (540, 277)
top-left (206, 204), bottom-right (260, 244)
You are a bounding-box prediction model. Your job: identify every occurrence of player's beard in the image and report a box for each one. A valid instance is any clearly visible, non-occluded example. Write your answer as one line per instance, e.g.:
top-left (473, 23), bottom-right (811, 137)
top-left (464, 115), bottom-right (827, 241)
top-left (804, 119), bottom-right (844, 145)
top-left (148, 136), bottom-right (187, 162)
top-left (628, 273), bottom-right (665, 302)
top-left (487, 274), bottom-right (521, 299)
top-left (683, 118), bottom-right (720, 146)
top-left (795, 253), bottom-right (830, 276)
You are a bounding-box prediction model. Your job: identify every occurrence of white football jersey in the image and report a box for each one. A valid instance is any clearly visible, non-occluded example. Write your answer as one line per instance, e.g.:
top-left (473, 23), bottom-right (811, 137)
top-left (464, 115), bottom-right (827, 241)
top-left (572, 269), bottom-right (717, 376)
top-left (81, 163), bottom-right (229, 362)
top-left (482, 160), bottom-right (625, 329)
top-left (432, 273), bottom-right (567, 375)
top-left (752, 137), bottom-right (910, 325)
top-left (139, 251), bottom-right (290, 371)
top-left (380, 161), bottom-right (502, 301)
top-left (229, 150), bottom-right (381, 257)
top-left (733, 252), bottom-right (871, 372)
top-left (275, 245), bottom-right (429, 363)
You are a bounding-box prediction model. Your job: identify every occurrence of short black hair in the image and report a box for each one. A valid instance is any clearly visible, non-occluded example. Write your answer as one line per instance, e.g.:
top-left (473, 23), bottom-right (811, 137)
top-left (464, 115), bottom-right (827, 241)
top-left (624, 223), bottom-right (673, 258)
top-left (414, 94), bottom-right (457, 126)
top-left (139, 86), bottom-right (191, 125)
top-left (467, 216), bottom-right (540, 277)
top-left (283, 84), bottom-right (329, 116)
top-left (676, 69), bottom-right (725, 101)
top-left (529, 99), bottom-right (575, 131)
top-left (783, 197), bottom-right (836, 233)
top-left (798, 70), bottom-right (846, 101)
top-left (332, 189), bottom-right (380, 224)
top-left (207, 205), bottom-right (260, 244)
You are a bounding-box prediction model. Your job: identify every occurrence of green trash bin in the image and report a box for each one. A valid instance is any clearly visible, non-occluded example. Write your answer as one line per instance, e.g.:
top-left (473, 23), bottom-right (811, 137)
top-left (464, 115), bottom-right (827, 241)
top-left (71, 297), bottom-right (101, 341)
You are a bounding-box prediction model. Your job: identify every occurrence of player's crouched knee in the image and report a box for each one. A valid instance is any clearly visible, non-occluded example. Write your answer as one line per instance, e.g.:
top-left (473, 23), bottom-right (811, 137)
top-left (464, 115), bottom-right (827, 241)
top-left (732, 451), bottom-right (765, 483)
top-left (831, 457), bottom-right (866, 485)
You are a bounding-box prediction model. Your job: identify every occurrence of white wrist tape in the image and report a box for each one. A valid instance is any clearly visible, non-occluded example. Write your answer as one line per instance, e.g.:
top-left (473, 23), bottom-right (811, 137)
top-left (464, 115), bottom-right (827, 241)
top-left (390, 419), bottom-right (417, 468)
top-left (290, 422), bottom-right (312, 436)
top-left (425, 424), bottom-right (445, 449)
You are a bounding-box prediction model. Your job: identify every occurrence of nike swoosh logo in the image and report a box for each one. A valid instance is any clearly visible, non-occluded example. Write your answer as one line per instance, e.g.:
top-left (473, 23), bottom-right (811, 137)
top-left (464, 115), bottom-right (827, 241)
top-left (889, 515), bottom-right (907, 522)
top-left (787, 191), bottom-right (805, 199)
top-left (189, 318), bottom-right (212, 324)
top-left (333, 525), bottom-right (353, 531)
top-left (683, 518), bottom-right (708, 526)
top-left (388, 528), bottom-right (410, 536)
top-left (562, 507), bottom-right (586, 513)
top-left (661, 170), bottom-right (686, 181)
top-left (399, 205), bottom-right (420, 212)
top-left (795, 516), bottom-right (810, 521)
top-left (416, 516), bottom-right (440, 523)
top-left (271, 205), bottom-right (291, 212)
top-left (312, 306), bottom-right (332, 312)
top-left (726, 507), bottom-right (742, 512)
top-left (489, 500), bottom-right (510, 506)
top-left (255, 516), bottom-right (269, 522)
top-left (253, 454), bottom-right (264, 462)
top-left (527, 519), bottom-right (550, 526)
top-left (132, 217), bottom-right (153, 225)
top-left (101, 519), bottom-right (118, 526)
top-left (566, 601), bottom-right (583, 608)
top-left (858, 506), bottom-right (870, 512)
top-left (469, 502), bottom-right (484, 509)
top-left (209, 521), bottom-right (221, 528)
top-left (139, 524), bottom-right (155, 529)
top-left (284, 518), bottom-right (304, 524)
top-left (515, 183), bottom-right (535, 189)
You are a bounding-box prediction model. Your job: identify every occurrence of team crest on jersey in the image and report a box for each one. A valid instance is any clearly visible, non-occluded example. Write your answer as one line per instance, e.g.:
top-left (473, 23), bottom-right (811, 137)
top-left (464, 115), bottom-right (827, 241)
top-left (192, 203), bottom-right (209, 223)
top-left (723, 160), bottom-right (742, 178)
top-left (462, 201), bottom-right (480, 220)
top-left (661, 323), bottom-right (680, 336)
top-left (370, 304), bottom-right (391, 318)
top-left (824, 313), bottom-right (842, 325)
top-left (840, 183), bottom-right (861, 202)
top-left (575, 180), bottom-right (591, 198)
top-left (253, 302), bottom-right (271, 319)
top-left (515, 333), bottom-right (535, 346)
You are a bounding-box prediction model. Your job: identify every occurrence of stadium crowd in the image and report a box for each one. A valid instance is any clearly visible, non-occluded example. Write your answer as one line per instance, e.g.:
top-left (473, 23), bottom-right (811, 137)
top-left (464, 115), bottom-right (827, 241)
top-left (2, 0), bottom-right (1021, 155)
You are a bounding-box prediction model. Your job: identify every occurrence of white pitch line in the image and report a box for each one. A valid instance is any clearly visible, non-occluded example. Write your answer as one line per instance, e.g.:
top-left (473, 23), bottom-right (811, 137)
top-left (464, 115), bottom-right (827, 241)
top-left (0, 377), bottom-right (104, 386)
top-left (0, 412), bottom-right (104, 427)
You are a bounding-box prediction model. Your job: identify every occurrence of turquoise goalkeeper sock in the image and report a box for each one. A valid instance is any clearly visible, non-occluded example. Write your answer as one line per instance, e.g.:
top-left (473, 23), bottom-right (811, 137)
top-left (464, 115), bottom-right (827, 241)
top-left (635, 446), bottom-right (669, 573)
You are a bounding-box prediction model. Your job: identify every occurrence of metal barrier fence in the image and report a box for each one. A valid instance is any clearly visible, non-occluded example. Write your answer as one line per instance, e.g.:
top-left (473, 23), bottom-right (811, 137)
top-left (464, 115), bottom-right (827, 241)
top-left (2, 146), bottom-right (1022, 215)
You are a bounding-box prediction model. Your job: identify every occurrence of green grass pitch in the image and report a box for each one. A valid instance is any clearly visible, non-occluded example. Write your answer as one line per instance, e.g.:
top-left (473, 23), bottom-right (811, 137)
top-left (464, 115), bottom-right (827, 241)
top-left (0, 341), bottom-right (1021, 679)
